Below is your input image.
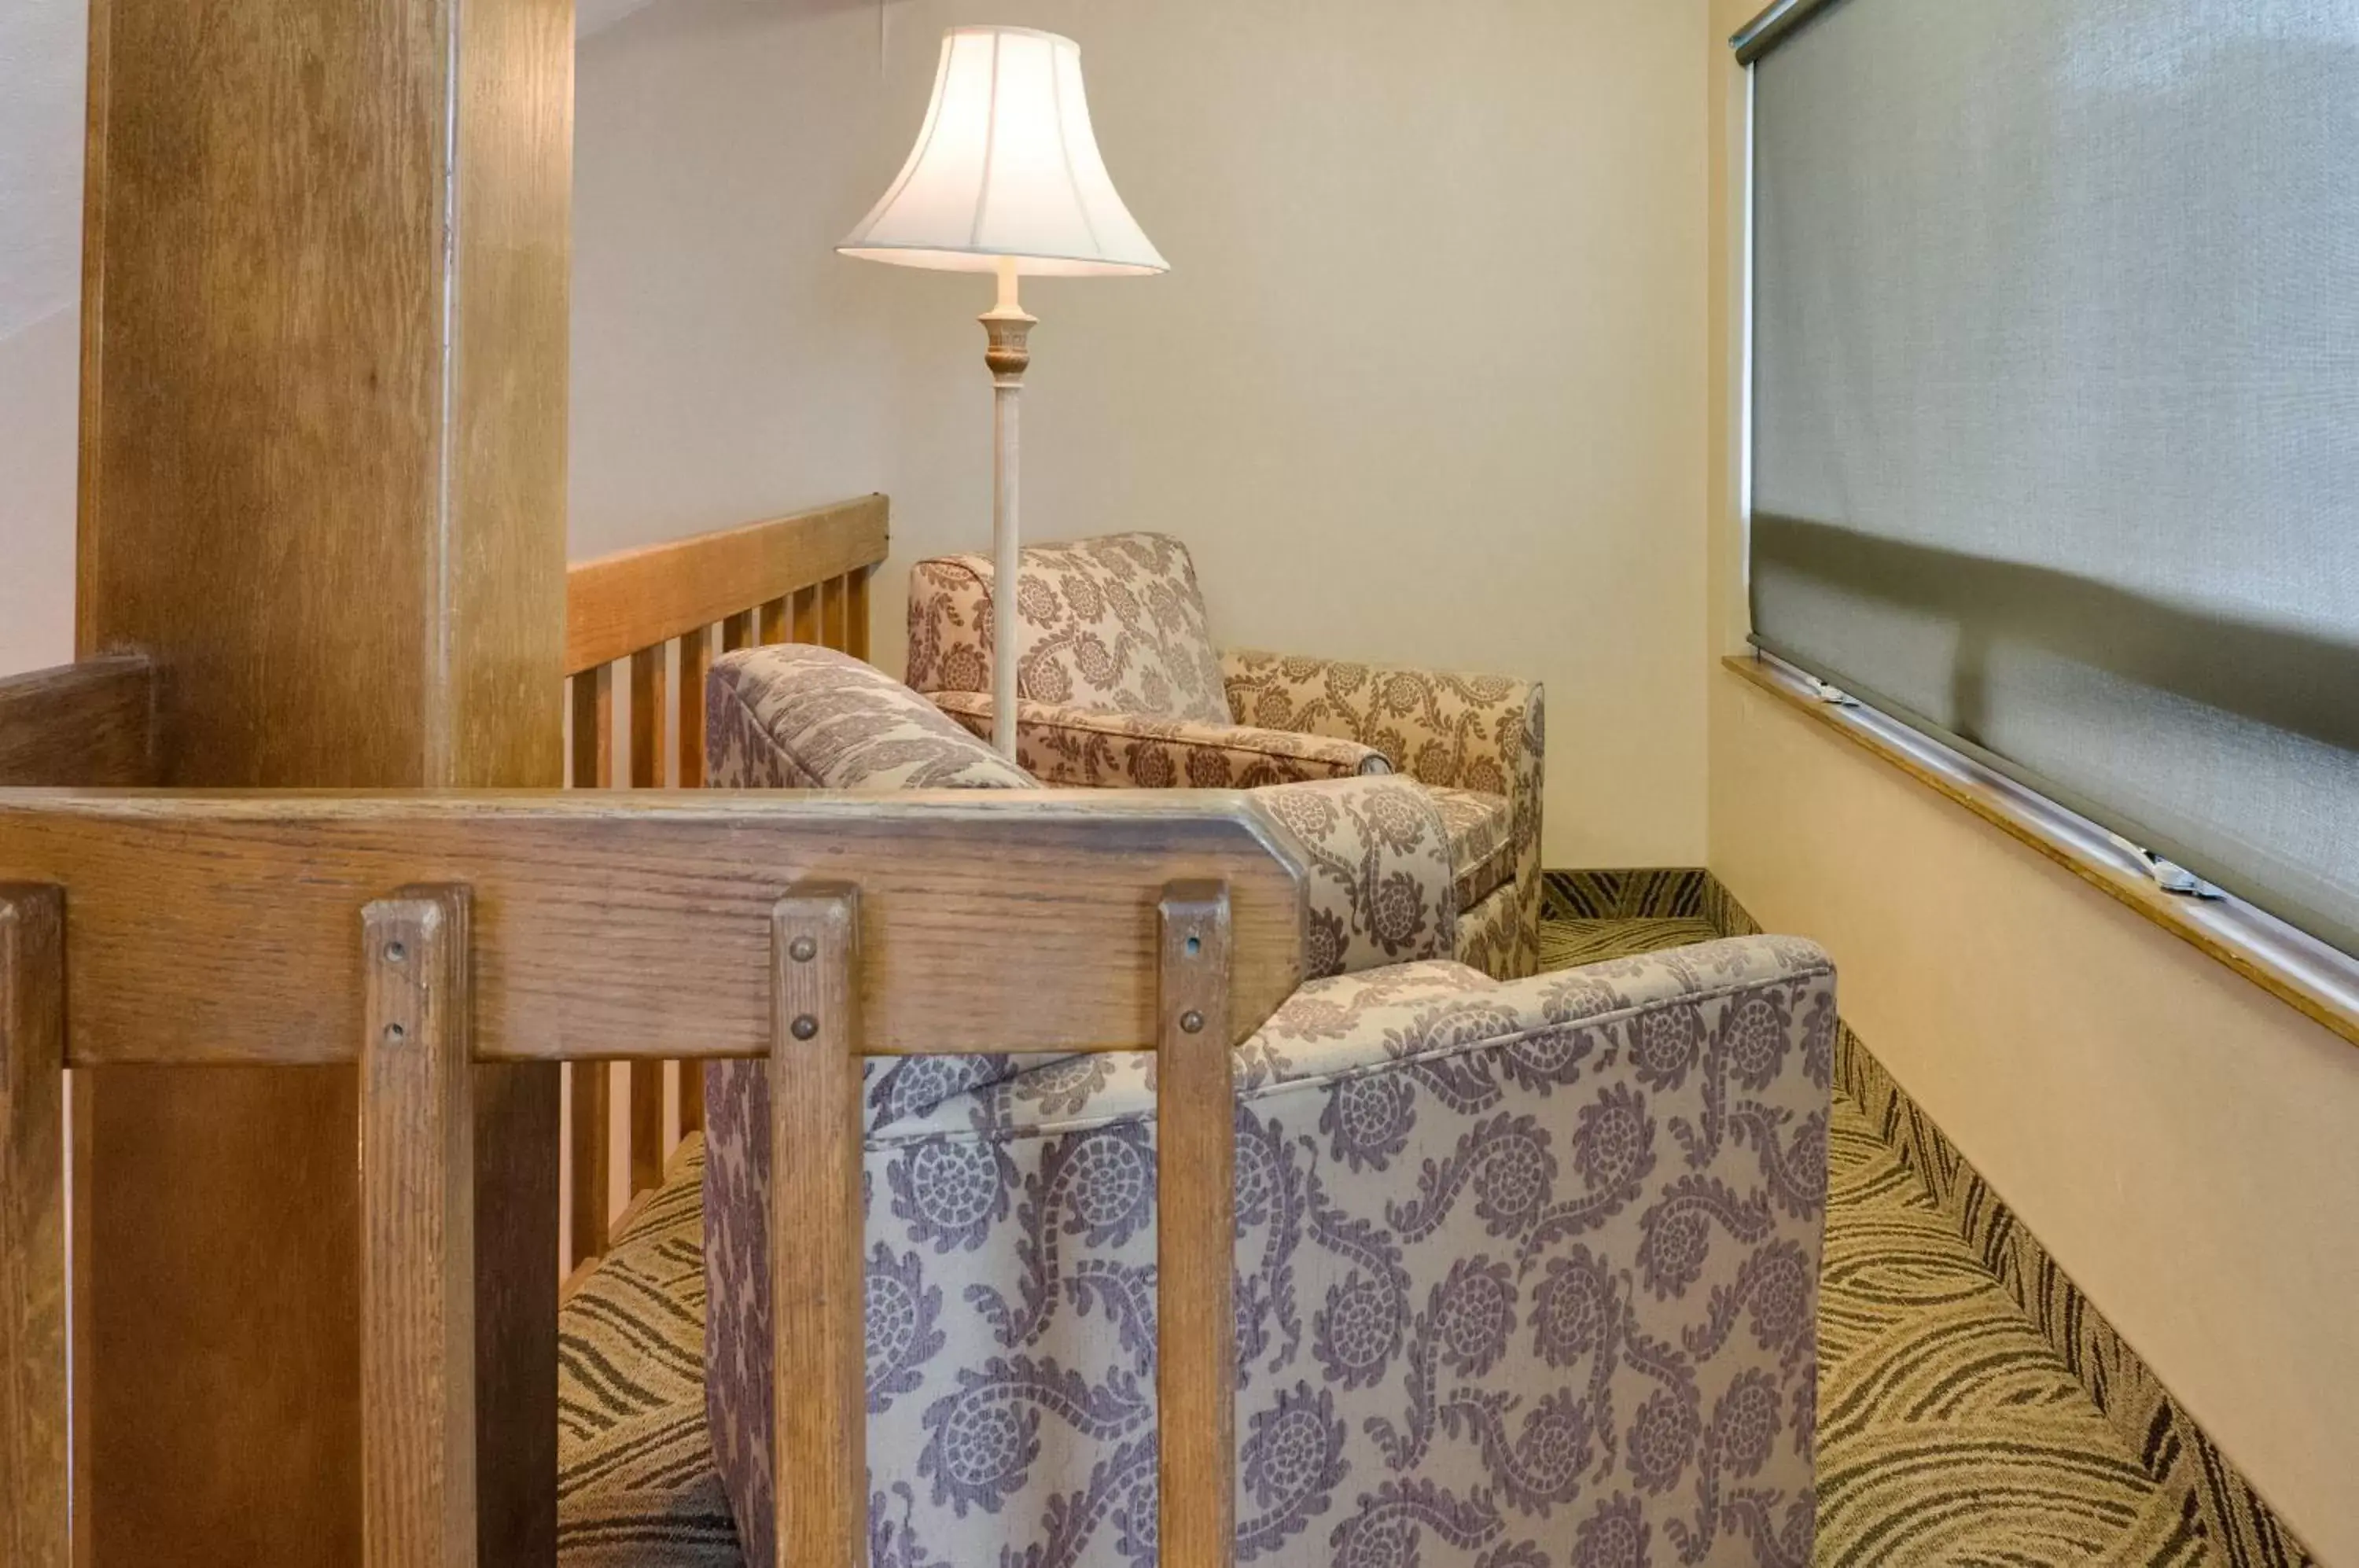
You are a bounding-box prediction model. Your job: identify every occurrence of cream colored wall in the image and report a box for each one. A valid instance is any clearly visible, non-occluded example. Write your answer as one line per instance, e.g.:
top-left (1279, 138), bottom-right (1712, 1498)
top-left (0, 0), bottom-right (86, 678)
top-left (572, 0), bottom-right (1713, 866)
top-left (1703, 2), bottom-right (2359, 1556)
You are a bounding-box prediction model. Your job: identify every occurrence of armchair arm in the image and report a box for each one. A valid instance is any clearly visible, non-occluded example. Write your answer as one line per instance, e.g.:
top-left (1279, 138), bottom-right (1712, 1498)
top-left (927, 690), bottom-right (1391, 788)
top-left (1220, 649), bottom-right (1541, 799)
top-left (1224, 649), bottom-right (1546, 972)
top-left (1249, 777), bottom-right (1456, 978)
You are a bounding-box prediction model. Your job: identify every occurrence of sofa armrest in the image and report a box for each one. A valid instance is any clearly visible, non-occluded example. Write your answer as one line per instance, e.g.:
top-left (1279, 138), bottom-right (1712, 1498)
top-left (1224, 648), bottom-right (1545, 972)
top-left (927, 690), bottom-right (1391, 787)
top-left (1220, 649), bottom-right (1541, 798)
top-left (1249, 777), bottom-right (1456, 978)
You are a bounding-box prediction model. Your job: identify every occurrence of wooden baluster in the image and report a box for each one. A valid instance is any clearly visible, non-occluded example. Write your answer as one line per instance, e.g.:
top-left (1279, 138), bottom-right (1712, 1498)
top-left (846, 571), bottom-right (870, 662)
top-left (758, 598), bottom-right (789, 646)
top-left (569, 665), bottom-right (612, 790)
top-left (820, 576), bottom-right (848, 653)
top-left (625, 645), bottom-right (670, 1197)
top-left (0, 886), bottom-right (67, 1568)
top-left (675, 626), bottom-right (713, 1140)
top-left (568, 1066), bottom-right (610, 1271)
top-left (1155, 882), bottom-right (1237, 1568)
top-left (721, 612), bottom-right (754, 654)
top-left (678, 626), bottom-right (711, 790)
top-left (627, 647), bottom-right (664, 790)
top-left (628, 1062), bottom-right (664, 1198)
top-left (769, 887), bottom-right (865, 1568)
top-left (359, 887), bottom-right (476, 1568)
top-left (792, 585), bottom-right (820, 647)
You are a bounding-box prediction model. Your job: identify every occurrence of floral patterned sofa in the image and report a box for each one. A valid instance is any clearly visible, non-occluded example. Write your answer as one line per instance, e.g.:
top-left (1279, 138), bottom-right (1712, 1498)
top-left (704, 644), bottom-right (1832, 1568)
top-left (906, 534), bottom-right (1547, 980)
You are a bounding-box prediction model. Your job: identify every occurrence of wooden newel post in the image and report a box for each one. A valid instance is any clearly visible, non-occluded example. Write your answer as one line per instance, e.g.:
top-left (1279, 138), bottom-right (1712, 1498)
top-left (359, 889), bottom-right (479, 1568)
top-left (0, 885), bottom-right (68, 1568)
top-left (769, 885), bottom-right (868, 1568)
top-left (1156, 882), bottom-right (1238, 1568)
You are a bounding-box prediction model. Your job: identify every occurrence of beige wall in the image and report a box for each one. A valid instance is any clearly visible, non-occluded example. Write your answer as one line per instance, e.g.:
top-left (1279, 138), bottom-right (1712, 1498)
top-left (0, 0), bottom-right (86, 678)
top-left (1703, 2), bottom-right (2359, 1556)
top-left (573, 0), bottom-right (1713, 866)
top-left (0, 304), bottom-right (79, 675)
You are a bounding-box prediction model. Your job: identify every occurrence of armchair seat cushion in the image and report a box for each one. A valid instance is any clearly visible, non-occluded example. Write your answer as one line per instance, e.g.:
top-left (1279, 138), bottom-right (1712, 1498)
top-left (1426, 784), bottom-right (1514, 911)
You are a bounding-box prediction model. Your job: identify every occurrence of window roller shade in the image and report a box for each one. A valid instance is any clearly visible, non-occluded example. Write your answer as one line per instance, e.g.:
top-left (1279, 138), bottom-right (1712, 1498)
top-left (1746, 0), bottom-right (2359, 955)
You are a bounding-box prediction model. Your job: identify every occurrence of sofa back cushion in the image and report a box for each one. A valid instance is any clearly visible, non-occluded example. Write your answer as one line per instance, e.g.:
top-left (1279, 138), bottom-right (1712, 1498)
top-left (706, 644), bottom-right (1037, 791)
top-left (906, 532), bottom-right (1232, 726)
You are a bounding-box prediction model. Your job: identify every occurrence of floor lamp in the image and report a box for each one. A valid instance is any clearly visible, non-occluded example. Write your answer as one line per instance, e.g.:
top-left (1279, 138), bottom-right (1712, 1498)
top-left (840, 25), bottom-right (1168, 757)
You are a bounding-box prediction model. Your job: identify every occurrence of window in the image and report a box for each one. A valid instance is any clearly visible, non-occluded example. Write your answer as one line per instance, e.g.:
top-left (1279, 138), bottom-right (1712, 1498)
top-left (1740, 0), bottom-right (2359, 955)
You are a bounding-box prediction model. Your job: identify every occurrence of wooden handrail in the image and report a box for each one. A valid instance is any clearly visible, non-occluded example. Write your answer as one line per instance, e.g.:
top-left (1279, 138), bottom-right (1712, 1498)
top-left (564, 495), bottom-right (887, 675)
top-left (0, 790), bottom-right (1305, 1070)
top-left (0, 656), bottom-right (159, 787)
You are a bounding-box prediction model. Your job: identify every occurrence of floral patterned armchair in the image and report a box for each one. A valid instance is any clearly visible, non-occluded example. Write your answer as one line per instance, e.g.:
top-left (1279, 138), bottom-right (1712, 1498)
top-left (906, 534), bottom-right (1546, 980)
top-left (702, 645), bottom-right (1831, 1568)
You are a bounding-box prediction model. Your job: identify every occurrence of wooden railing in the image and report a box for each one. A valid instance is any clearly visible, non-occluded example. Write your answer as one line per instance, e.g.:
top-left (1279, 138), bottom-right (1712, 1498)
top-left (0, 655), bottom-right (159, 787)
top-left (0, 789), bottom-right (1287, 1566)
top-left (559, 494), bottom-right (889, 1278)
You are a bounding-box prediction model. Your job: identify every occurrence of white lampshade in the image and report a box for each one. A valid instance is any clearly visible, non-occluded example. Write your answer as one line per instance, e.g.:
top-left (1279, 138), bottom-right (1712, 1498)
top-left (840, 26), bottom-right (1167, 278)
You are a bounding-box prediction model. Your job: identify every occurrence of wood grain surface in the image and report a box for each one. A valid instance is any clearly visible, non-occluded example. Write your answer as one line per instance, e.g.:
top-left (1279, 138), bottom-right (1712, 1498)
top-left (1153, 882), bottom-right (1238, 1568)
top-left (72, 0), bottom-right (572, 1553)
top-left (359, 890), bottom-right (477, 1568)
top-left (0, 660), bottom-right (156, 788)
top-left (0, 887), bottom-right (67, 1568)
top-left (767, 889), bottom-right (867, 1568)
top-left (0, 792), bottom-right (1305, 1068)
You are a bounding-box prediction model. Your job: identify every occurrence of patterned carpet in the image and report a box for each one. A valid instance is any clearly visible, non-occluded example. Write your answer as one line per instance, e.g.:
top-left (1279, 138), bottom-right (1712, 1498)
top-left (555, 916), bottom-right (2210, 1566)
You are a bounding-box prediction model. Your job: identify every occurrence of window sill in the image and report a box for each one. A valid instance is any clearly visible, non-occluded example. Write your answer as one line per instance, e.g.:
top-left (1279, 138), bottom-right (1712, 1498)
top-left (1722, 652), bottom-right (2359, 1051)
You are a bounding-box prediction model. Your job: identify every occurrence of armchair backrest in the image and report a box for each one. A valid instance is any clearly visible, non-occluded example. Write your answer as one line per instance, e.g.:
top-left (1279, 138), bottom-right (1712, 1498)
top-left (906, 533), bottom-right (1231, 725)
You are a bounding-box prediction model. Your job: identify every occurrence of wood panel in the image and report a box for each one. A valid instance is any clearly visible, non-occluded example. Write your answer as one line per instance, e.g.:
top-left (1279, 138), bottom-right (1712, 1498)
top-left (0, 793), bottom-right (1305, 1069)
top-left (0, 659), bottom-right (156, 787)
top-left (72, 0), bottom-right (570, 1554)
top-left (359, 890), bottom-right (476, 1568)
top-left (564, 498), bottom-right (888, 674)
top-left (1724, 653), bottom-right (2359, 1051)
top-left (768, 889), bottom-right (867, 1568)
top-left (1154, 883), bottom-right (1237, 1568)
top-left (0, 887), bottom-right (67, 1568)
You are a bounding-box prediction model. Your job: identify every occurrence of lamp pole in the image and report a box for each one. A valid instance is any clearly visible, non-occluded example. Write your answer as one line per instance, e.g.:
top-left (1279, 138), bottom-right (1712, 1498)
top-left (980, 254), bottom-right (1036, 759)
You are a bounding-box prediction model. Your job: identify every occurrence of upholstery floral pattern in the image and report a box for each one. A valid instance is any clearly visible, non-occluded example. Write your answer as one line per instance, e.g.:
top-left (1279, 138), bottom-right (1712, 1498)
top-left (705, 936), bottom-right (1835, 1568)
top-left (907, 534), bottom-right (1233, 725)
top-left (1426, 787), bottom-right (1515, 914)
top-left (1249, 778), bottom-right (1456, 980)
top-left (1224, 652), bottom-right (1545, 981)
top-left (930, 691), bottom-right (1391, 789)
top-left (708, 646), bottom-right (1040, 791)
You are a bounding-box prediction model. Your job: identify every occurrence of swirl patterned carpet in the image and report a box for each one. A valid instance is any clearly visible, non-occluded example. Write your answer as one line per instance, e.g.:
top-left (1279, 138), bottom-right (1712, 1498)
top-left (554, 917), bottom-right (2206, 1566)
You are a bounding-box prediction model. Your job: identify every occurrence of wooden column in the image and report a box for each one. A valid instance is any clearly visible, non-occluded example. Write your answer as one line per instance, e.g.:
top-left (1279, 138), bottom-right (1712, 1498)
top-left (73, 0), bottom-right (572, 1562)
